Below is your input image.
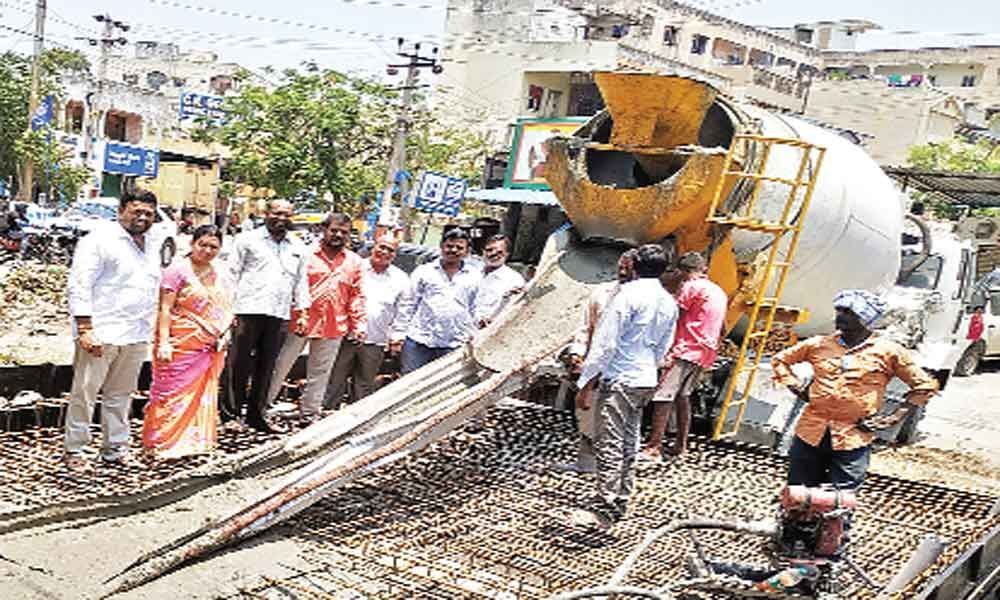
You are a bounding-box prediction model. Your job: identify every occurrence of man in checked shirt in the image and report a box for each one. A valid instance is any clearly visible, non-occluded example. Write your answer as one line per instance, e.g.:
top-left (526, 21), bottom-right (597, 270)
top-left (771, 289), bottom-right (939, 490)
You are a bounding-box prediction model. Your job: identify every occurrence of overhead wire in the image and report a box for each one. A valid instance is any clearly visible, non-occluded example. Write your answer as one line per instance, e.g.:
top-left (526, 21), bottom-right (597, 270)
top-left (5, 0), bottom-right (996, 123)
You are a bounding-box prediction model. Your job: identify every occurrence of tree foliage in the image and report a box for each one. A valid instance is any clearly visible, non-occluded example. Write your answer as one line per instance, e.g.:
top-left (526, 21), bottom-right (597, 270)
top-left (195, 65), bottom-right (488, 213)
top-left (907, 138), bottom-right (1000, 219)
top-left (0, 49), bottom-right (91, 199)
top-left (15, 130), bottom-right (91, 202)
top-left (908, 139), bottom-right (1000, 173)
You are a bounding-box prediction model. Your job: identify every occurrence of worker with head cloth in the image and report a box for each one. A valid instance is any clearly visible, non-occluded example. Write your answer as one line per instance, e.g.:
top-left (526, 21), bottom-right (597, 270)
top-left (771, 289), bottom-right (939, 489)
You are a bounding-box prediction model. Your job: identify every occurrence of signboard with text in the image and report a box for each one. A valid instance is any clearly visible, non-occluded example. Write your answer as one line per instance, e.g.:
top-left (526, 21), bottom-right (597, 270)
top-left (30, 95), bottom-right (55, 131)
top-left (179, 92), bottom-right (226, 122)
top-left (103, 141), bottom-right (159, 178)
top-left (414, 172), bottom-right (467, 216)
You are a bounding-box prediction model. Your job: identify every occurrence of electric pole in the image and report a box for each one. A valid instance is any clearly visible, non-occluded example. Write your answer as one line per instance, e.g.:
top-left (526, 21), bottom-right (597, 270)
top-left (380, 38), bottom-right (442, 238)
top-left (78, 15), bottom-right (129, 196)
top-left (17, 0), bottom-right (47, 202)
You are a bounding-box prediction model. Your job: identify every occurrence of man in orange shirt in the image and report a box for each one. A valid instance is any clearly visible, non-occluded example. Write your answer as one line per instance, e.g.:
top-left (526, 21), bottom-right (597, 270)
top-left (268, 213), bottom-right (366, 423)
top-left (771, 289), bottom-right (938, 489)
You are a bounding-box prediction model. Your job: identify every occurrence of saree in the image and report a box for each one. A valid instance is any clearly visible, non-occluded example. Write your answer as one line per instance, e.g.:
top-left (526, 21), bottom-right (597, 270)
top-left (143, 262), bottom-right (233, 459)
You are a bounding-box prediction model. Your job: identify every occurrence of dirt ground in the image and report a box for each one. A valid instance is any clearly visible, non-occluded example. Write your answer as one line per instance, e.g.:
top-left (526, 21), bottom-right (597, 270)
top-left (0, 262), bottom-right (73, 367)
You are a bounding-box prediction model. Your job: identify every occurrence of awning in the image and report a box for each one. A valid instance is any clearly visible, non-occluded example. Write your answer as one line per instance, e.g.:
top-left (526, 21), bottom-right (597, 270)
top-left (465, 188), bottom-right (560, 206)
top-left (884, 167), bottom-right (1000, 208)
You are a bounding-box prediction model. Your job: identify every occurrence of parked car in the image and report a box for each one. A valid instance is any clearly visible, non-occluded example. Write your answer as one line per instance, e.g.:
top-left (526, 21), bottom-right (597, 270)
top-left (61, 197), bottom-right (178, 266)
top-left (957, 283), bottom-right (1000, 375)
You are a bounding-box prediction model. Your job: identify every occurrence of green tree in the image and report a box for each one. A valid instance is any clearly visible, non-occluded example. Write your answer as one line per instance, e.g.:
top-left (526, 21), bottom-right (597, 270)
top-left (195, 65), bottom-right (487, 213)
top-left (907, 138), bottom-right (1000, 218)
top-left (908, 138), bottom-right (1000, 173)
top-left (15, 130), bottom-right (91, 201)
top-left (0, 49), bottom-right (91, 199)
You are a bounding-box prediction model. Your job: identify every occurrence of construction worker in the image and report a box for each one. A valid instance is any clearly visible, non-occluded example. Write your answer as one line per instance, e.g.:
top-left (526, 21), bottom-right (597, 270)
top-left (572, 245), bottom-right (678, 529)
top-left (771, 289), bottom-right (939, 489)
top-left (552, 249), bottom-right (637, 474)
top-left (641, 252), bottom-right (727, 459)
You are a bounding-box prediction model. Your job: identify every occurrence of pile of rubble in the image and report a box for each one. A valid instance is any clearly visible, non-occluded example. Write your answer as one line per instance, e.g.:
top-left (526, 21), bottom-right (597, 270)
top-left (0, 262), bottom-right (71, 365)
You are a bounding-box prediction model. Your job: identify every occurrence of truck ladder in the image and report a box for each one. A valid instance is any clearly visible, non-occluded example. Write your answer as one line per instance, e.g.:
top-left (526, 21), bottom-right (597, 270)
top-left (708, 135), bottom-right (827, 441)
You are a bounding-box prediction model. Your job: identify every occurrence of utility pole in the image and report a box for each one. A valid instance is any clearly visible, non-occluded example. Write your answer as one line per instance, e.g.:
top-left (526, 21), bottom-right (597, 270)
top-left (380, 38), bottom-right (442, 239)
top-left (79, 15), bottom-right (129, 196)
top-left (17, 0), bottom-right (47, 202)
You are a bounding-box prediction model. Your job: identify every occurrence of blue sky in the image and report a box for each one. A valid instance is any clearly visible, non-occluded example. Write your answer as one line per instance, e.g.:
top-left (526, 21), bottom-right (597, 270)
top-left (1, 0), bottom-right (998, 77)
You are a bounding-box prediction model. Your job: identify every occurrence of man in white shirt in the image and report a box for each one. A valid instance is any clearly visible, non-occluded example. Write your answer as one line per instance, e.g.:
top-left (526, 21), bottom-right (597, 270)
top-left (474, 235), bottom-right (525, 328)
top-left (226, 200), bottom-right (310, 433)
top-left (573, 244), bottom-right (678, 529)
top-left (64, 189), bottom-right (163, 472)
top-left (395, 228), bottom-right (482, 374)
top-left (553, 249), bottom-right (637, 474)
top-left (326, 233), bottom-right (411, 408)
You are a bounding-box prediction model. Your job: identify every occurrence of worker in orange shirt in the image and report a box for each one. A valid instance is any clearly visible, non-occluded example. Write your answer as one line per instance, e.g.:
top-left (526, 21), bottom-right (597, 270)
top-left (771, 289), bottom-right (938, 489)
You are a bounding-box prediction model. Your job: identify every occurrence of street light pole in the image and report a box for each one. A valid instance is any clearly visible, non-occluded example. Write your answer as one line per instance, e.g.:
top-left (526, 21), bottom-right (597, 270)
top-left (17, 0), bottom-right (47, 202)
top-left (380, 38), bottom-right (442, 240)
top-left (80, 15), bottom-right (129, 197)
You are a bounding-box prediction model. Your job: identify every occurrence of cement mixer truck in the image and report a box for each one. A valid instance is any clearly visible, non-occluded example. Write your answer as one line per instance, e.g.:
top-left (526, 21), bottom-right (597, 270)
top-left (533, 72), bottom-right (963, 444)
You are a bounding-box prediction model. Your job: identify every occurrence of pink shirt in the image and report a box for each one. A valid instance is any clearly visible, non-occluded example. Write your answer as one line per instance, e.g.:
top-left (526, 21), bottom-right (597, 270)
top-left (670, 275), bottom-right (727, 368)
top-left (968, 313), bottom-right (984, 341)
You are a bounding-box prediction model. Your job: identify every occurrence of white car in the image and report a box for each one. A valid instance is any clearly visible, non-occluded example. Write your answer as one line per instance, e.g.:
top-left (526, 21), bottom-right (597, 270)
top-left (957, 283), bottom-right (1000, 375)
top-left (63, 197), bottom-right (178, 266)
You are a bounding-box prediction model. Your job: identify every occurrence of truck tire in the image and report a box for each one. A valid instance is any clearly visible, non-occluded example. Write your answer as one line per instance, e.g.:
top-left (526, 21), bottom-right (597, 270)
top-left (160, 237), bottom-right (176, 268)
top-left (953, 343), bottom-right (984, 377)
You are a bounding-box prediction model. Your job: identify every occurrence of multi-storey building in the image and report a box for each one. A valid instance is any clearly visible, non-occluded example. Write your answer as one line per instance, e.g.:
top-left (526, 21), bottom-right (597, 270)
top-left (52, 42), bottom-right (252, 210)
top-left (442, 1), bottom-right (994, 168)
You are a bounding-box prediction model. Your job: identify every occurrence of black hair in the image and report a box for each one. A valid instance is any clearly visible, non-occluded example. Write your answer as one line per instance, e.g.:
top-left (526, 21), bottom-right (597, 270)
top-left (634, 244), bottom-right (668, 278)
top-left (485, 234), bottom-right (511, 252)
top-left (120, 189), bottom-right (157, 210)
top-left (191, 224), bottom-right (223, 245)
top-left (442, 228), bottom-right (471, 245)
top-left (677, 251), bottom-right (707, 273)
top-left (323, 212), bottom-right (352, 227)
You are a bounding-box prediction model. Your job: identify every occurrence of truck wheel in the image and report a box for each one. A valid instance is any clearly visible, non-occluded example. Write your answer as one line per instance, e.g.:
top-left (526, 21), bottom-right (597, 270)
top-left (160, 237), bottom-right (176, 268)
top-left (953, 343), bottom-right (983, 377)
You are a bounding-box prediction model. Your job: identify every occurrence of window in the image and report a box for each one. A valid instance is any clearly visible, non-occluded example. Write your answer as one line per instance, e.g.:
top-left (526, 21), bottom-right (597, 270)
top-left (897, 253), bottom-right (943, 290)
top-left (542, 90), bottom-right (562, 118)
top-left (691, 35), bottom-right (709, 55)
top-left (210, 75), bottom-right (234, 94)
top-left (961, 75), bottom-right (976, 87)
top-left (65, 102), bottom-right (84, 134)
top-left (527, 85), bottom-right (544, 111)
top-left (146, 70), bottom-right (168, 90)
top-left (663, 26), bottom-right (678, 46)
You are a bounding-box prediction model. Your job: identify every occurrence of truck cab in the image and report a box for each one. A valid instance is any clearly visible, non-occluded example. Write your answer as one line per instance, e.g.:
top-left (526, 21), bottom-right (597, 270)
top-left (882, 218), bottom-right (977, 386)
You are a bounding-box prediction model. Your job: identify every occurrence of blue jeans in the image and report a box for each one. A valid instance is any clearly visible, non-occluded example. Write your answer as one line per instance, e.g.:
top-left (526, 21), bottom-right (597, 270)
top-left (400, 339), bottom-right (454, 375)
top-left (787, 429), bottom-right (871, 490)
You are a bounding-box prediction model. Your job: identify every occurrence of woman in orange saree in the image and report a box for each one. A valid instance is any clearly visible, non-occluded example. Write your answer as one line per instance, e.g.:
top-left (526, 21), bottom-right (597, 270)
top-left (143, 225), bottom-right (233, 459)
